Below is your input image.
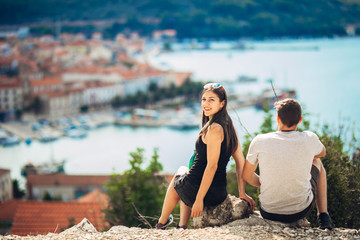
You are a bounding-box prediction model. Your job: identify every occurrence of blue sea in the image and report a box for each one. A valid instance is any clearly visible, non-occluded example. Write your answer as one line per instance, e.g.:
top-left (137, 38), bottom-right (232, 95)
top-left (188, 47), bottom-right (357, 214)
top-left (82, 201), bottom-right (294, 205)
top-left (1, 37), bottom-right (360, 185)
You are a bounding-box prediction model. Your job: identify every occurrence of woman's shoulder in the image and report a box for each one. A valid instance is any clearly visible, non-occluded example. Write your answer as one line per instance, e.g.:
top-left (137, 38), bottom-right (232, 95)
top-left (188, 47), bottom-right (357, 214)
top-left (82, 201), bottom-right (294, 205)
top-left (207, 122), bottom-right (224, 138)
top-left (209, 122), bottom-right (223, 132)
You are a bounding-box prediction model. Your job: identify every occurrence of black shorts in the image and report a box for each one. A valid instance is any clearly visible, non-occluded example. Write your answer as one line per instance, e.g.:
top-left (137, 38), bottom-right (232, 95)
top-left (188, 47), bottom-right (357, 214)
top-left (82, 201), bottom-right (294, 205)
top-left (260, 165), bottom-right (320, 223)
top-left (173, 174), bottom-right (227, 207)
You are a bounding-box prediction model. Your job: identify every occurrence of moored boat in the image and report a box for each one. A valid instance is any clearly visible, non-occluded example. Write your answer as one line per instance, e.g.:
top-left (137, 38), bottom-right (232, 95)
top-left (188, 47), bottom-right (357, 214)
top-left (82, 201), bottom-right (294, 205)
top-left (21, 160), bottom-right (66, 177)
top-left (1, 135), bottom-right (21, 147)
top-left (255, 88), bottom-right (297, 109)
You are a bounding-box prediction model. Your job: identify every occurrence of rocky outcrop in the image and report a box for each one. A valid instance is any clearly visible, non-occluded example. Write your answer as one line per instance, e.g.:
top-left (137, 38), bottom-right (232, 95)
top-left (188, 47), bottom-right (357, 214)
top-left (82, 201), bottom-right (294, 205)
top-left (2, 211), bottom-right (360, 240)
top-left (59, 218), bottom-right (97, 236)
top-left (193, 194), bottom-right (251, 228)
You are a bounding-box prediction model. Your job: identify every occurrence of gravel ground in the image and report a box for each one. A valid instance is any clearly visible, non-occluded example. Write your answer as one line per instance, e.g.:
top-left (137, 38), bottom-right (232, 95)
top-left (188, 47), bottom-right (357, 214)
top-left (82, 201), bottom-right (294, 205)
top-left (2, 214), bottom-right (359, 240)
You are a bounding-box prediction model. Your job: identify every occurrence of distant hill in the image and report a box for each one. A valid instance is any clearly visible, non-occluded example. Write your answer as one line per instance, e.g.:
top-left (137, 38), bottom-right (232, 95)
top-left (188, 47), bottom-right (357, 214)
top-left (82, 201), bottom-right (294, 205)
top-left (1, 0), bottom-right (360, 38)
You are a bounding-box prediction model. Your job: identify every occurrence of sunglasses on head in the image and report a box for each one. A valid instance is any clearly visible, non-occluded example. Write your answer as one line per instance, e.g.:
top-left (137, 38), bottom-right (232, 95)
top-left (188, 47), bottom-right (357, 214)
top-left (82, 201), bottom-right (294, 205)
top-left (203, 83), bottom-right (223, 89)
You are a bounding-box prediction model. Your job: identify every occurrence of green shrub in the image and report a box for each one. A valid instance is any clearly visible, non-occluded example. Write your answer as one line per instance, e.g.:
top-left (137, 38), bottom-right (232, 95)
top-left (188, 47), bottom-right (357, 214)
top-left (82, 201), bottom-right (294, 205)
top-left (104, 148), bottom-right (167, 227)
top-left (307, 127), bottom-right (360, 228)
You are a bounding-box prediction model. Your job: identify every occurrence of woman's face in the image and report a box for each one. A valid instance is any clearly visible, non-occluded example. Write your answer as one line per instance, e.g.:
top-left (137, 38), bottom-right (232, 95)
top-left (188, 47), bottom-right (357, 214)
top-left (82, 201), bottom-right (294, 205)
top-left (201, 90), bottom-right (225, 118)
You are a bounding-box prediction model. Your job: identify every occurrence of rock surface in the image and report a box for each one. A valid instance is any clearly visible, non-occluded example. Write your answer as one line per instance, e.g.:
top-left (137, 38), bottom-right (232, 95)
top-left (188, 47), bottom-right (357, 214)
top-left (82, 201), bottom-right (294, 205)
top-left (193, 194), bottom-right (251, 228)
top-left (2, 212), bottom-right (360, 240)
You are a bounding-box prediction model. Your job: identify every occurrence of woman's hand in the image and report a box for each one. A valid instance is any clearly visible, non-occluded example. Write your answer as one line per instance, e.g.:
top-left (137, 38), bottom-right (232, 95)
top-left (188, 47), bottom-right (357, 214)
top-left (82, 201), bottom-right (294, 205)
top-left (191, 199), bottom-right (204, 218)
top-left (240, 193), bottom-right (256, 212)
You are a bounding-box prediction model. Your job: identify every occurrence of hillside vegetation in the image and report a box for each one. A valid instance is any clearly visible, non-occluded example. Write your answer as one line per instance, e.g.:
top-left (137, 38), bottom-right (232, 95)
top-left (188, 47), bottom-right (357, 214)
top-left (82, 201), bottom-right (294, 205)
top-left (1, 0), bottom-right (360, 38)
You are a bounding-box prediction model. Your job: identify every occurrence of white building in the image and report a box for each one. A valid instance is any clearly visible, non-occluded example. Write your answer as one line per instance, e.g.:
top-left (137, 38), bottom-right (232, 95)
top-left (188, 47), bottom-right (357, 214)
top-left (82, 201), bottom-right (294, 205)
top-left (0, 169), bottom-right (12, 203)
top-left (82, 80), bottom-right (121, 107)
top-left (0, 77), bottom-right (23, 121)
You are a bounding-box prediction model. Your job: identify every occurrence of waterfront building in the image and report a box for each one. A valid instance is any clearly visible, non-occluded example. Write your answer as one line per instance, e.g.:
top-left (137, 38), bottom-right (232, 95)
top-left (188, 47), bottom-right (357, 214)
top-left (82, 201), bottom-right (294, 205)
top-left (29, 76), bottom-right (64, 95)
top-left (82, 80), bottom-right (120, 109)
top-left (0, 169), bottom-right (12, 203)
top-left (26, 173), bottom-right (110, 201)
top-left (0, 77), bottom-right (23, 121)
top-left (65, 40), bottom-right (88, 56)
top-left (39, 90), bottom-right (82, 118)
top-left (62, 66), bottom-right (124, 84)
top-left (89, 44), bottom-right (113, 62)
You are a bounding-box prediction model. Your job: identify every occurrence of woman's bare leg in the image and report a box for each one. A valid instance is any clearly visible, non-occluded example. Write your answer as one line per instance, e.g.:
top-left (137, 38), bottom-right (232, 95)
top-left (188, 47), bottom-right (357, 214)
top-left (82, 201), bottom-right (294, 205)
top-left (158, 177), bottom-right (180, 224)
top-left (179, 200), bottom-right (191, 227)
top-left (158, 166), bottom-right (189, 224)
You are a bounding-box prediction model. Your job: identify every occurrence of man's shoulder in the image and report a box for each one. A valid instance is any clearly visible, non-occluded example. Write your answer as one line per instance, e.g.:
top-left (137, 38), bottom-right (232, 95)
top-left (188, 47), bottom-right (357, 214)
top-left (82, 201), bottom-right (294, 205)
top-left (253, 131), bottom-right (319, 141)
top-left (253, 132), bottom-right (277, 141)
top-left (300, 130), bottom-right (319, 139)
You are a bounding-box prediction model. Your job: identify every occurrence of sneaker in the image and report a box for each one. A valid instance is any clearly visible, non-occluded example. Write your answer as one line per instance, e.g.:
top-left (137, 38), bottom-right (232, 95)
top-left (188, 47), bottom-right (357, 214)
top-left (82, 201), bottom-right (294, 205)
top-left (176, 224), bottom-right (187, 230)
top-left (318, 212), bottom-right (334, 230)
top-left (155, 214), bottom-right (173, 230)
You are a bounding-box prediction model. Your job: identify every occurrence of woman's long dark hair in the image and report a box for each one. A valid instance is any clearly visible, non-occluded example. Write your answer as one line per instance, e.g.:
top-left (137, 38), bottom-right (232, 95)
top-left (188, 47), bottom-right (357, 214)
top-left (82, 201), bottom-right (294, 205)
top-left (199, 85), bottom-right (238, 155)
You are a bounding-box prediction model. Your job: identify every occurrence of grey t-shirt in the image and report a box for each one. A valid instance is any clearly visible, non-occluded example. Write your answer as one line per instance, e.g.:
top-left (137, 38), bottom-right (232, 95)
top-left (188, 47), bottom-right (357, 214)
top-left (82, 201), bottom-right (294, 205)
top-left (247, 130), bottom-right (324, 214)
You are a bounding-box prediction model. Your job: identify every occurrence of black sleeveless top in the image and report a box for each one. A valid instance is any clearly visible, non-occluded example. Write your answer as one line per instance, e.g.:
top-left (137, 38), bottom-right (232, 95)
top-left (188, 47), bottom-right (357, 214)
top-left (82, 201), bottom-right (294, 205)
top-left (186, 130), bottom-right (232, 189)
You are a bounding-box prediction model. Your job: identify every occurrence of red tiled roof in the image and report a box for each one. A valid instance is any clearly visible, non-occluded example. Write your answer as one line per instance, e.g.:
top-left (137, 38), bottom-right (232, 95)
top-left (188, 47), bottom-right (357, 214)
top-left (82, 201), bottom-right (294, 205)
top-left (169, 71), bottom-right (192, 86)
top-left (10, 201), bottom-right (109, 236)
top-left (44, 90), bottom-right (68, 98)
top-left (0, 57), bottom-right (13, 65)
top-left (84, 80), bottom-right (114, 88)
top-left (29, 76), bottom-right (62, 86)
top-left (76, 188), bottom-right (109, 207)
top-left (27, 174), bottom-right (110, 187)
top-left (0, 77), bottom-right (21, 88)
top-left (67, 41), bottom-right (87, 47)
top-left (0, 199), bottom-right (22, 221)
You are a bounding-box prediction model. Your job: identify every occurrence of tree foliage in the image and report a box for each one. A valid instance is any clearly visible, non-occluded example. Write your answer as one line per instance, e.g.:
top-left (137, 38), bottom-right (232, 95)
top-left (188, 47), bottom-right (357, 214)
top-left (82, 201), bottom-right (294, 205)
top-left (307, 126), bottom-right (360, 228)
top-left (104, 148), bottom-right (167, 227)
top-left (111, 79), bottom-right (203, 108)
top-left (1, 0), bottom-right (359, 39)
top-left (12, 179), bottom-right (25, 199)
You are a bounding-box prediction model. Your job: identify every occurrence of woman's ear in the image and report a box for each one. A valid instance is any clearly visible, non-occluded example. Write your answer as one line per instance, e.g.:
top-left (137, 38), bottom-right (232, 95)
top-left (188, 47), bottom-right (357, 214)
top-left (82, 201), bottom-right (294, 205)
top-left (221, 100), bottom-right (225, 108)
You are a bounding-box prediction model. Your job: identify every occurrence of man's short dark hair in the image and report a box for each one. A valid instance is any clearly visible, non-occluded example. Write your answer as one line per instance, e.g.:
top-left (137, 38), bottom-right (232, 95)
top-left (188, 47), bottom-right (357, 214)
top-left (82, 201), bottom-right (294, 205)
top-left (274, 98), bottom-right (302, 127)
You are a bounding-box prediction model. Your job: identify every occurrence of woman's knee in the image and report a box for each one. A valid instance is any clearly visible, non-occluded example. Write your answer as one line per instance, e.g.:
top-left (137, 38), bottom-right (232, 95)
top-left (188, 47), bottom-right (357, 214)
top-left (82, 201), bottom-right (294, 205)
top-left (176, 166), bottom-right (189, 176)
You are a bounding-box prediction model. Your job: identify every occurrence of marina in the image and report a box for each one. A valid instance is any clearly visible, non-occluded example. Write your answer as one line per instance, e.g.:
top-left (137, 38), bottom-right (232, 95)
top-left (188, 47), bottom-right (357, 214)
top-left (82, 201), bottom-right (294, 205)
top-left (0, 86), bottom-right (294, 145)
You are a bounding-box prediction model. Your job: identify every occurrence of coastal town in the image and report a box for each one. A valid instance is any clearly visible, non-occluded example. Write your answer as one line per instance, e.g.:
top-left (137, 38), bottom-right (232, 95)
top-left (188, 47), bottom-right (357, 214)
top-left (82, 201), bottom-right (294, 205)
top-left (0, 27), bottom-right (295, 146)
top-left (0, 28), bottom-right (200, 144)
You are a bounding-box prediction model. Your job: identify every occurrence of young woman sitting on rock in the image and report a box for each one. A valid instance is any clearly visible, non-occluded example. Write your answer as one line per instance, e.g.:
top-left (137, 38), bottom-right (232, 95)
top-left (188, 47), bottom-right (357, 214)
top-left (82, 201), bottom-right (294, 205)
top-left (156, 83), bottom-right (256, 229)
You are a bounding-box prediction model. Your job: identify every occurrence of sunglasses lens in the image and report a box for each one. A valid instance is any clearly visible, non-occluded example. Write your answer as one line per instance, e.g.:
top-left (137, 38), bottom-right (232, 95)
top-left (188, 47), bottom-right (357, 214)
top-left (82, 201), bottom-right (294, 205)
top-left (204, 83), bottom-right (222, 89)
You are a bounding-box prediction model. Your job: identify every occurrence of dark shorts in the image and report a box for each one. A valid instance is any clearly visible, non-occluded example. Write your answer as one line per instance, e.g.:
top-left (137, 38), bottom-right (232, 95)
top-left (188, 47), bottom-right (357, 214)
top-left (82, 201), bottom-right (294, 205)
top-left (173, 174), bottom-right (227, 207)
top-left (260, 165), bottom-right (320, 223)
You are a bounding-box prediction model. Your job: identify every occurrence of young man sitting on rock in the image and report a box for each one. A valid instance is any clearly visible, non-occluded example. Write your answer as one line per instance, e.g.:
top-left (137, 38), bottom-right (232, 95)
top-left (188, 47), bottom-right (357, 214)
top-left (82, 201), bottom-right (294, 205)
top-left (243, 98), bottom-right (334, 229)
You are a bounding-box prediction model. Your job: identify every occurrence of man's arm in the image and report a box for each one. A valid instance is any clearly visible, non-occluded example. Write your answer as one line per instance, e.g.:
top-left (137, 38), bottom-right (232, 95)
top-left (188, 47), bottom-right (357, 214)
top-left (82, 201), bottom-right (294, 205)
top-left (242, 159), bottom-right (260, 188)
top-left (232, 143), bottom-right (256, 211)
top-left (314, 146), bottom-right (326, 159)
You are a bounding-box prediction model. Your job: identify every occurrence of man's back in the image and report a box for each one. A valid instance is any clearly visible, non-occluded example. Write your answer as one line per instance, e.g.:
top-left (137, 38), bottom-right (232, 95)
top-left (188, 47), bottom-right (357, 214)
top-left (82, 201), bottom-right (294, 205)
top-left (247, 130), bottom-right (323, 214)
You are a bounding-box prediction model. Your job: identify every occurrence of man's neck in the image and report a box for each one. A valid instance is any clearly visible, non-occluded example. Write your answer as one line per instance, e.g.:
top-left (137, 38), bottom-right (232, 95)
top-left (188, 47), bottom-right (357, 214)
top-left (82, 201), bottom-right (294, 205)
top-left (280, 129), bottom-right (296, 132)
top-left (278, 125), bottom-right (297, 132)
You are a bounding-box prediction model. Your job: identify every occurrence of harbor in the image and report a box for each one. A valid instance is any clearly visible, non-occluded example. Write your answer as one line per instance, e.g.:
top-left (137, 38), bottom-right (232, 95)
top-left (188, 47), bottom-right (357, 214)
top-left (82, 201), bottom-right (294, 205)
top-left (0, 87), bottom-right (295, 146)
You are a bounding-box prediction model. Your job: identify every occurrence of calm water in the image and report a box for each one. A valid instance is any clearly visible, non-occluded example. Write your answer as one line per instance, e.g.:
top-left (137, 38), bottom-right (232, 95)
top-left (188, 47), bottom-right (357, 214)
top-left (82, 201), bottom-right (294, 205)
top-left (150, 37), bottom-right (360, 127)
top-left (1, 37), bottom-right (360, 185)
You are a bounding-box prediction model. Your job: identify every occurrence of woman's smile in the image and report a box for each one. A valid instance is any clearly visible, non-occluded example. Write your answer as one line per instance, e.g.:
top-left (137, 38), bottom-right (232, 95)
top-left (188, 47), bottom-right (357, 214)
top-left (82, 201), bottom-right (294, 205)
top-left (202, 91), bottom-right (224, 117)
